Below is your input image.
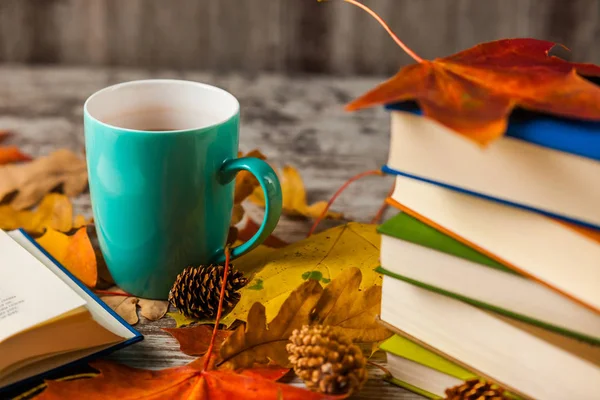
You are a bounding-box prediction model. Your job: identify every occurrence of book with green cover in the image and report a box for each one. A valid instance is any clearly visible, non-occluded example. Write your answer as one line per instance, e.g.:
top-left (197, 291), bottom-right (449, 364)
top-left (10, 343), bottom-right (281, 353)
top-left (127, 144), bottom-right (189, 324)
top-left (377, 212), bottom-right (600, 344)
top-left (379, 335), bottom-right (521, 399)
top-left (380, 335), bottom-right (475, 380)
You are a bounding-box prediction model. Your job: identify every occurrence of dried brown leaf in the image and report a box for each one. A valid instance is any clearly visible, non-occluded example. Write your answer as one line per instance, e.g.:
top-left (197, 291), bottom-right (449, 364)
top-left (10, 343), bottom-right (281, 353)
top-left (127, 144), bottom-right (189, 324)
top-left (100, 287), bottom-right (168, 325)
top-left (310, 267), bottom-right (392, 343)
top-left (218, 279), bottom-right (323, 369)
top-left (102, 296), bottom-right (139, 325)
top-left (0, 149), bottom-right (87, 210)
top-left (249, 164), bottom-right (342, 220)
top-left (138, 298), bottom-right (169, 321)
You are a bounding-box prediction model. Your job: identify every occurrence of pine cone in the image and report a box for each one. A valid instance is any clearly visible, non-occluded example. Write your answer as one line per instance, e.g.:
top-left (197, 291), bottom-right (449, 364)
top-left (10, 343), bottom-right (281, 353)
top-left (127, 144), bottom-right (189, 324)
top-left (168, 264), bottom-right (247, 319)
top-left (444, 378), bottom-right (508, 400)
top-left (287, 325), bottom-right (367, 396)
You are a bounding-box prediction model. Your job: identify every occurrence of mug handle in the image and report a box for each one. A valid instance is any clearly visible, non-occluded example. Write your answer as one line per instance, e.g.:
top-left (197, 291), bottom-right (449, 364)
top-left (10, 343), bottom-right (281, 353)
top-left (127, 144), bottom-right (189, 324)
top-left (213, 157), bottom-right (282, 263)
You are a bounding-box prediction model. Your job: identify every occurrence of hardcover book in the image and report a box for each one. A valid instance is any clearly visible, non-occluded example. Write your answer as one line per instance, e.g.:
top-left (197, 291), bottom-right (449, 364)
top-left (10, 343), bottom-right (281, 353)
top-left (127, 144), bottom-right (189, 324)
top-left (379, 334), bottom-right (477, 399)
top-left (386, 175), bottom-right (600, 314)
top-left (379, 275), bottom-right (600, 400)
top-left (382, 102), bottom-right (600, 230)
top-left (0, 228), bottom-right (142, 395)
top-left (377, 212), bottom-right (600, 344)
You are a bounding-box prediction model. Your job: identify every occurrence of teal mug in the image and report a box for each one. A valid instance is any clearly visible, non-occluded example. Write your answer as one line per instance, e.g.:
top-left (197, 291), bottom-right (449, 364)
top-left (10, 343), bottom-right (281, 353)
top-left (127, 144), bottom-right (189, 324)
top-left (83, 79), bottom-right (282, 299)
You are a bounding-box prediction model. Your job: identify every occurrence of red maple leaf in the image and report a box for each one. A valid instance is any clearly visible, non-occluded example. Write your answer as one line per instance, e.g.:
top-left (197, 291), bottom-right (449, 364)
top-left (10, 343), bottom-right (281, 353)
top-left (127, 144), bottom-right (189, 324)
top-left (34, 359), bottom-right (332, 400)
top-left (339, 0), bottom-right (600, 145)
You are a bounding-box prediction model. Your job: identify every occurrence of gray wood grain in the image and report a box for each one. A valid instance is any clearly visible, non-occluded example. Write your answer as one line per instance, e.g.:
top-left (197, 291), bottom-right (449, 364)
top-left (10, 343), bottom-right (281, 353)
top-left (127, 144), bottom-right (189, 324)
top-left (0, 0), bottom-right (597, 73)
top-left (0, 65), bottom-right (415, 399)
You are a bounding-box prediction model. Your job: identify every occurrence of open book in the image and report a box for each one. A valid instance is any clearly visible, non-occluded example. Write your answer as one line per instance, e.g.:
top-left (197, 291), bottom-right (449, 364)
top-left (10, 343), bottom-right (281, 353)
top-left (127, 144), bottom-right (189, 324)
top-left (0, 228), bottom-right (141, 394)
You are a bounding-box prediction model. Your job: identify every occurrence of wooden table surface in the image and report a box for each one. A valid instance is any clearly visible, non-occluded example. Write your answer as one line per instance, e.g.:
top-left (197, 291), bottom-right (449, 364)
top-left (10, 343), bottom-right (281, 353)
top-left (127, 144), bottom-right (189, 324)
top-left (0, 65), bottom-right (420, 399)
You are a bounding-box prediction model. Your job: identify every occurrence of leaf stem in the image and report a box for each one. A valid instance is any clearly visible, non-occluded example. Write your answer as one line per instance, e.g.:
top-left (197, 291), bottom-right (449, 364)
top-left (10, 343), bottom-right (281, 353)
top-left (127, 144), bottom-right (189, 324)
top-left (203, 246), bottom-right (231, 371)
top-left (367, 360), bottom-right (392, 378)
top-left (307, 169), bottom-right (384, 237)
top-left (340, 0), bottom-right (423, 63)
top-left (370, 182), bottom-right (395, 224)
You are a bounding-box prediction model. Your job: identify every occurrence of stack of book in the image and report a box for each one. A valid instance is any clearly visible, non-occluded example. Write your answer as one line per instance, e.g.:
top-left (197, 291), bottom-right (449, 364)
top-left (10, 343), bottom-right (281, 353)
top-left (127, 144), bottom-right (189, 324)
top-left (376, 102), bottom-right (600, 400)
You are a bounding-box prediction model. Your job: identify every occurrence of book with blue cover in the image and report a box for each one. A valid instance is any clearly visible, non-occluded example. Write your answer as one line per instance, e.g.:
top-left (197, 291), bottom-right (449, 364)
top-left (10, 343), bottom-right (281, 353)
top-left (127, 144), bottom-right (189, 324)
top-left (382, 102), bottom-right (600, 230)
top-left (0, 228), bottom-right (142, 396)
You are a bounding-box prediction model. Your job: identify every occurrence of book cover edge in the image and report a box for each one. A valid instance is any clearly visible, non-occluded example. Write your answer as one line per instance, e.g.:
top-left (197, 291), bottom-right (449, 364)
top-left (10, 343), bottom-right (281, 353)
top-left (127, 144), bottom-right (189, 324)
top-left (383, 197), bottom-right (600, 315)
top-left (383, 103), bottom-right (600, 162)
top-left (376, 266), bottom-right (600, 345)
top-left (381, 165), bottom-right (600, 231)
top-left (377, 212), bottom-right (518, 276)
top-left (377, 318), bottom-right (526, 400)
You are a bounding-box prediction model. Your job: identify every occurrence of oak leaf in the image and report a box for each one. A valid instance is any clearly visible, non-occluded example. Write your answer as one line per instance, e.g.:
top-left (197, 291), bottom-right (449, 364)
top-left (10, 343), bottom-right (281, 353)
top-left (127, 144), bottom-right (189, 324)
top-left (218, 279), bottom-right (324, 369)
top-left (36, 226), bottom-right (97, 287)
top-left (35, 359), bottom-right (331, 400)
top-left (346, 38), bottom-right (600, 145)
top-left (218, 268), bottom-right (389, 371)
top-left (250, 164), bottom-right (343, 220)
top-left (220, 223), bottom-right (381, 327)
top-left (0, 193), bottom-right (89, 234)
top-left (0, 148), bottom-right (87, 210)
top-left (100, 287), bottom-right (169, 325)
top-left (309, 267), bottom-right (391, 343)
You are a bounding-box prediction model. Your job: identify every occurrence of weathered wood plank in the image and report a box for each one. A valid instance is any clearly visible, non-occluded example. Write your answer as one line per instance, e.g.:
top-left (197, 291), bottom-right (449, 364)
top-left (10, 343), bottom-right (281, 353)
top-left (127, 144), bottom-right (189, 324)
top-left (1, 0), bottom-right (598, 73)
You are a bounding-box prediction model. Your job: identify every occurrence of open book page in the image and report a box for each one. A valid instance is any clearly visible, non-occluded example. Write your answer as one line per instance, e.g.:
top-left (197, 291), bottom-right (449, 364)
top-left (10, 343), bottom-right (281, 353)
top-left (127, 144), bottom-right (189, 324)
top-left (8, 230), bottom-right (136, 340)
top-left (0, 230), bottom-right (85, 342)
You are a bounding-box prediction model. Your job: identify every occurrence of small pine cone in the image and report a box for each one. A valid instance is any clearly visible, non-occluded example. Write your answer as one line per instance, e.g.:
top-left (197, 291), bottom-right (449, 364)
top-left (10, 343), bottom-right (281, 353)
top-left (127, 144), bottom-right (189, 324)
top-left (444, 378), bottom-right (508, 400)
top-left (286, 325), bottom-right (368, 396)
top-left (168, 264), bottom-right (247, 320)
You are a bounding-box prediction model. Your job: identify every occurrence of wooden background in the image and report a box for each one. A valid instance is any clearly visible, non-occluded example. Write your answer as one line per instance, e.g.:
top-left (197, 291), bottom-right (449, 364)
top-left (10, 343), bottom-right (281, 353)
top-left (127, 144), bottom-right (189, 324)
top-left (0, 0), bottom-right (598, 75)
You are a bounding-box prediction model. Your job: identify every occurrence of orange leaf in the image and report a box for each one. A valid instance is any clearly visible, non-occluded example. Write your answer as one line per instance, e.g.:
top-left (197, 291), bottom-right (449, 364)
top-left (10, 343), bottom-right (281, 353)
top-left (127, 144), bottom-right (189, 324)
top-left (250, 165), bottom-right (343, 220)
top-left (162, 325), bottom-right (233, 356)
top-left (0, 193), bottom-right (88, 234)
top-left (346, 38), bottom-right (600, 145)
top-left (234, 149), bottom-right (266, 204)
top-left (239, 365), bottom-right (291, 381)
top-left (237, 218), bottom-right (289, 248)
top-left (0, 146), bottom-right (30, 165)
top-left (35, 359), bottom-right (339, 400)
top-left (36, 227), bottom-right (97, 287)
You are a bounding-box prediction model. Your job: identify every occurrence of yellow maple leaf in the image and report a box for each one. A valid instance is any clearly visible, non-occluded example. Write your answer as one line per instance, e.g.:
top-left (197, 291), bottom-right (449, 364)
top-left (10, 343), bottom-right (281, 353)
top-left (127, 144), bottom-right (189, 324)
top-left (36, 226), bottom-right (97, 287)
top-left (249, 165), bottom-right (343, 220)
top-left (220, 222), bottom-right (381, 327)
top-left (0, 193), bottom-right (89, 234)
